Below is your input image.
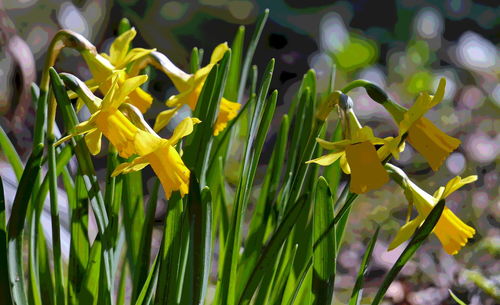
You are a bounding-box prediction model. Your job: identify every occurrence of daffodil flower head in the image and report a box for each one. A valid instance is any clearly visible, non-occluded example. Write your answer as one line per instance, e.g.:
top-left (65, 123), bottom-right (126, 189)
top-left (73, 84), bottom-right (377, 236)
top-left (384, 78), bottom-right (461, 171)
top-left (387, 164), bottom-right (476, 255)
top-left (79, 28), bottom-right (155, 113)
top-left (155, 42), bottom-right (241, 135)
top-left (112, 117), bottom-right (201, 199)
top-left (307, 108), bottom-right (390, 194)
top-left (55, 73), bottom-right (148, 158)
top-left (100, 28), bottom-right (154, 69)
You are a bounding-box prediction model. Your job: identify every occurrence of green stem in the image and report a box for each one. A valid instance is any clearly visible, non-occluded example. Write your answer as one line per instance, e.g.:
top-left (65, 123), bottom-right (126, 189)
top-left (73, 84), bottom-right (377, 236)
top-left (341, 80), bottom-right (371, 94)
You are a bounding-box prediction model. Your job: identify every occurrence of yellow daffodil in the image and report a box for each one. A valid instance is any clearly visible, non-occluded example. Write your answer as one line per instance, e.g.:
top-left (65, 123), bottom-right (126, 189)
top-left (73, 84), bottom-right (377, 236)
top-left (57, 72), bottom-right (198, 198)
top-left (387, 164), bottom-right (476, 255)
top-left (79, 28), bottom-right (155, 113)
top-left (154, 43), bottom-right (241, 135)
top-left (55, 73), bottom-right (148, 157)
top-left (307, 108), bottom-right (391, 194)
top-left (383, 78), bottom-right (461, 170)
top-left (112, 117), bottom-right (200, 199)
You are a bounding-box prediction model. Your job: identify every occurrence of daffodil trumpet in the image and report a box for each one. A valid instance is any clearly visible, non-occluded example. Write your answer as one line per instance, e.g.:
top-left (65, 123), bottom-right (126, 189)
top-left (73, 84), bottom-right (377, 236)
top-left (386, 163), bottom-right (476, 255)
top-left (131, 44), bottom-right (240, 135)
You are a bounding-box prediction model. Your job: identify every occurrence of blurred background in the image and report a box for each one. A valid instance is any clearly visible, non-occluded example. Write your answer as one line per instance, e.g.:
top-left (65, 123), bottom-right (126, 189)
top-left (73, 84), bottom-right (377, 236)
top-left (0, 0), bottom-right (498, 304)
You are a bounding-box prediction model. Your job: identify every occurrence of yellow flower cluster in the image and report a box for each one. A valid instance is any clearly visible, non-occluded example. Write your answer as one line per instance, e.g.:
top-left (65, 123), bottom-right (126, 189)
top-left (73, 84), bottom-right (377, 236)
top-left (55, 28), bottom-right (238, 198)
top-left (308, 78), bottom-right (475, 254)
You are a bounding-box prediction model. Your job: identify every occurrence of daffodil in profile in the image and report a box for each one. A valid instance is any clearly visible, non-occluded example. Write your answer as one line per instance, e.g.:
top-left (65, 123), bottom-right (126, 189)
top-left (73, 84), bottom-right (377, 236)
top-left (57, 72), bottom-right (198, 198)
top-left (386, 164), bottom-right (476, 255)
top-left (55, 73), bottom-right (148, 157)
top-left (307, 108), bottom-right (391, 194)
top-left (112, 117), bottom-right (200, 199)
top-left (383, 78), bottom-right (461, 171)
top-left (154, 43), bottom-right (240, 135)
top-left (79, 28), bottom-right (155, 113)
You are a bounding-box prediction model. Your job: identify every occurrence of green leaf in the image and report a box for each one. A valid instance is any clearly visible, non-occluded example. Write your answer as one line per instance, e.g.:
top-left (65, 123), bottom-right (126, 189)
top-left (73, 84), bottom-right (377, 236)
top-left (268, 244), bottom-right (299, 305)
top-left (7, 143), bottom-right (44, 305)
top-left (237, 8), bottom-right (269, 104)
top-left (225, 25), bottom-right (245, 101)
top-left (0, 177), bottom-right (13, 304)
top-left (0, 126), bottom-right (23, 181)
top-left (371, 200), bottom-right (445, 305)
top-left (190, 47), bottom-right (200, 73)
top-left (134, 255), bottom-right (160, 305)
top-left (217, 59), bottom-right (275, 304)
top-left (349, 227), bottom-right (379, 305)
top-left (188, 175), bottom-right (212, 305)
top-left (237, 195), bottom-right (309, 305)
top-left (121, 168), bottom-right (145, 279)
top-left (185, 50), bottom-right (231, 185)
top-left (77, 239), bottom-right (102, 305)
top-left (118, 17), bottom-right (132, 35)
top-left (46, 134), bottom-right (66, 305)
top-left (154, 193), bottom-right (184, 305)
top-left (68, 173), bottom-right (90, 305)
top-left (448, 290), bottom-right (467, 305)
top-left (238, 115), bottom-right (289, 283)
top-left (132, 179), bottom-right (160, 302)
top-left (312, 177), bottom-right (336, 305)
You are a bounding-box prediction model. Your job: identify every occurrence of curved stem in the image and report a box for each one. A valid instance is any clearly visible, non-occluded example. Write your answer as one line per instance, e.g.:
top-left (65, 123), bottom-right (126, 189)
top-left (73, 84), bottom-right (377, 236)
top-left (341, 79), bottom-right (371, 94)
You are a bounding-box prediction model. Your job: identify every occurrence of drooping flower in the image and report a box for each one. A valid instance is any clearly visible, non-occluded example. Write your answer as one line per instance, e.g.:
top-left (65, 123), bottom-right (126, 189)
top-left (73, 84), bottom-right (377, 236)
top-left (383, 78), bottom-right (461, 170)
top-left (153, 43), bottom-right (240, 135)
top-left (112, 117), bottom-right (200, 199)
top-left (387, 164), bottom-right (476, 255)
top-left (307, 108), bottom-right (391, 194)
top-left (55, 73), bottom-right (148, 157)
top-left (57, 72), bottom-right (198, 198)
top-left (79, 28), bottom-right (155, 113)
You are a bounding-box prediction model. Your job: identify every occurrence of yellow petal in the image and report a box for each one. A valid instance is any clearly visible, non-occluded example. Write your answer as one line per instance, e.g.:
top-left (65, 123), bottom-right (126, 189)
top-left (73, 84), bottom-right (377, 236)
top-left (407, 117), bottom-right (461, 171)
top-left (82, 51), bottom-right (115, 82)
top-left (340, 153), bottom-right (350, 174)
top-left (440, 175), bottom-right (477, 200)
top-left (388, 215), bottom-right (425, 251)
top-left (166, 81), bottom-right (200, 110)
top-left (399, 92), bottom-right (431, 134)
top-left (169, 117), bottom-right (201, 145)
top-left (306, 151), bottom-right (344, 166)
top-left (345, 141), bottom-right (389, 194)
top-left (316, 138), bottom-right (350, 150)
top-left (84, 129), bottom-right (102, 155)
top-left (109, 74), bottom-right (148, 111)
top-left (210, 42), bottom-right (229, 65)
top-left (428, 78), bottom-right (446, 108)
top-left (100, 73), bottom-right (121, 109)
top-left (111, 156), bottom-right (150, 177)
top-left (119, 48), bottom-right (156, 69)
top-left (154, 107), bottom-right (181, 132)
top-left (109, 28), bottom-right (136, 66)
top-left (213, 98), bottom-right (240, 136)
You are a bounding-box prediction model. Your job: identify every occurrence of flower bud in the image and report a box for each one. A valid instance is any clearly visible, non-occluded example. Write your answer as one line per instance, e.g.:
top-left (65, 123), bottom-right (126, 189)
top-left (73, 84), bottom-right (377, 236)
top-left (364, 83), bottom-right (388, 104)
